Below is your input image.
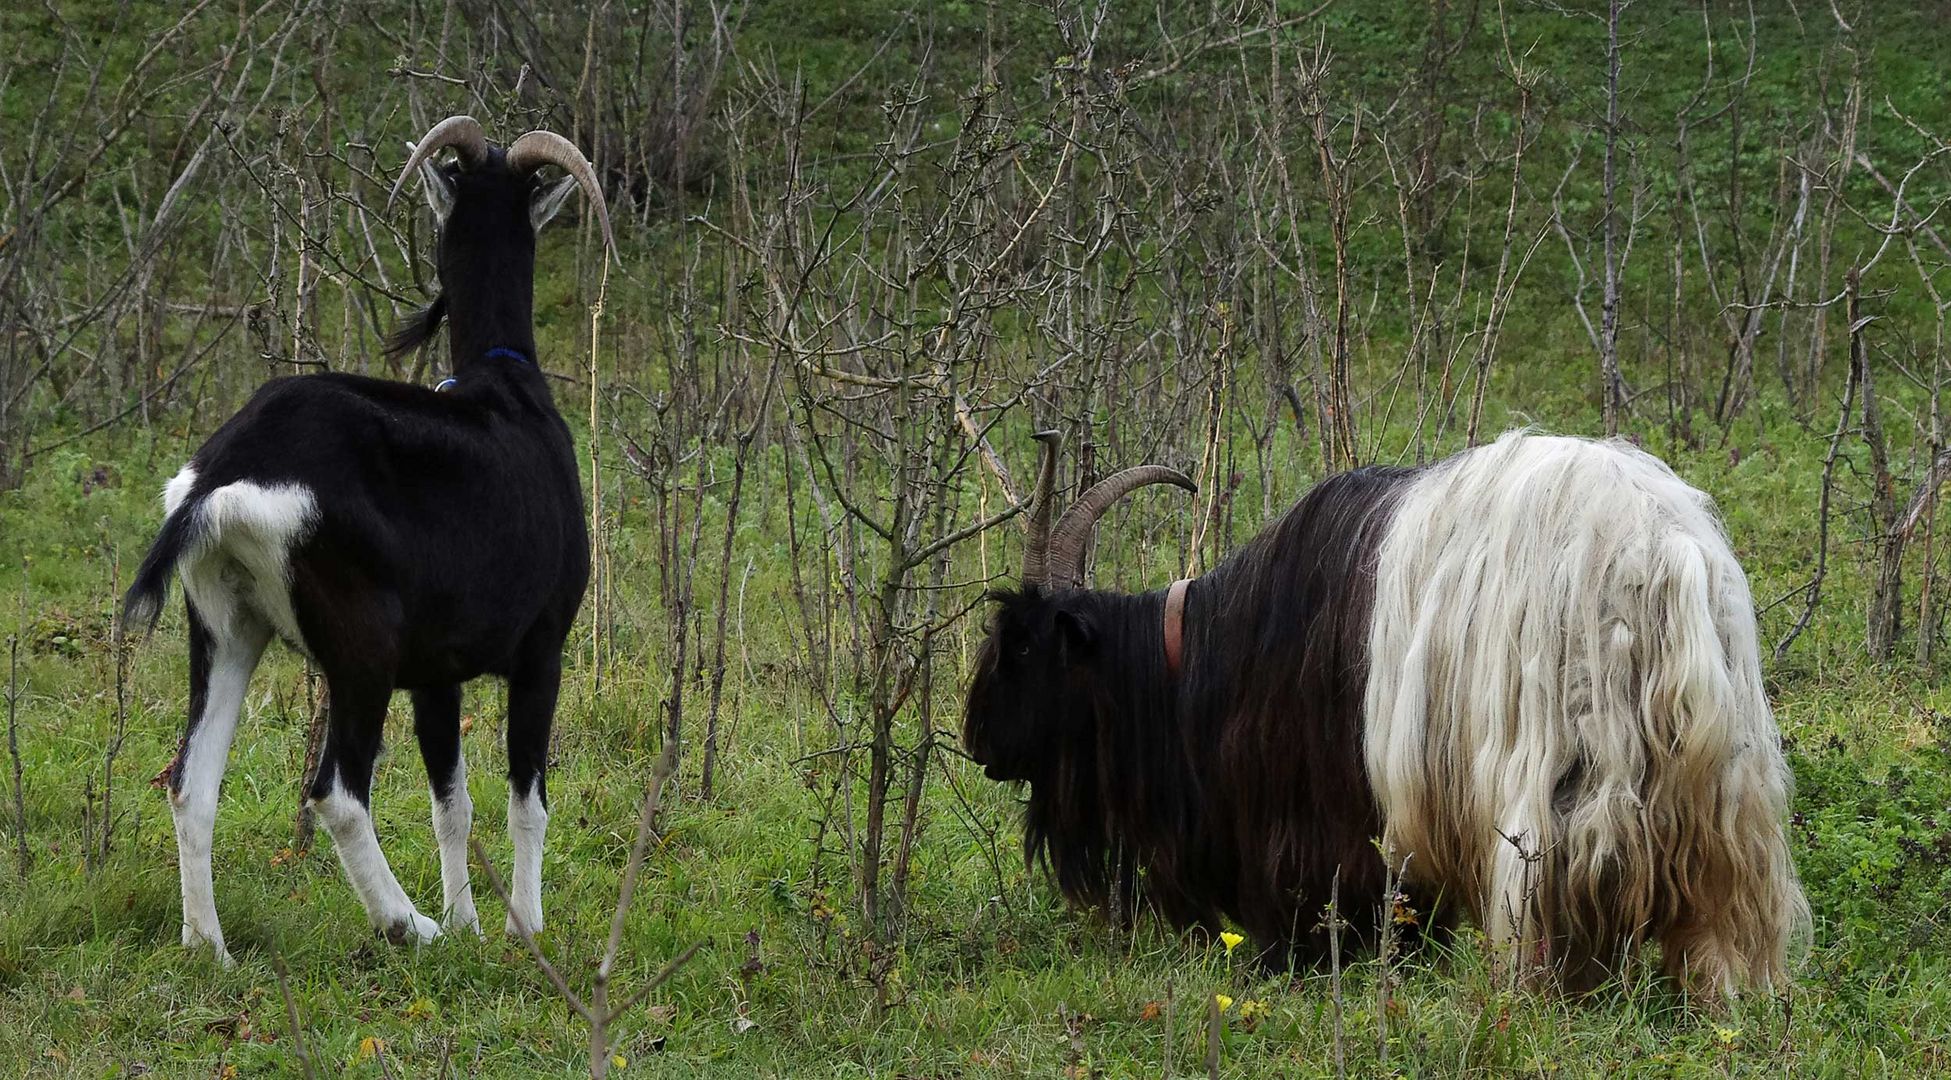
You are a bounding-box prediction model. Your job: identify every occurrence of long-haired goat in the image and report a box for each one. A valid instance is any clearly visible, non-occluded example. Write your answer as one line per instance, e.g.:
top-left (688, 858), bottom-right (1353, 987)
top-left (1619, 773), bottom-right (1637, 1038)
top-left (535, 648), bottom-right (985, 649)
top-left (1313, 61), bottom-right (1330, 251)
top-left (963, 431), bottom-right (1809, 995)
top-left (122, 116), bottom-right (612, 963)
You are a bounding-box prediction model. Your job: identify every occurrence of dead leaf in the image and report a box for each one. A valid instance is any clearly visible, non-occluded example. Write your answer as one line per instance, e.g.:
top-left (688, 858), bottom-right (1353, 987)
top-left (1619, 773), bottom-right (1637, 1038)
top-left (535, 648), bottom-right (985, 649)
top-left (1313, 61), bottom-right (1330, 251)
top-left (1138, 1001), bottom-right (1162, 1022)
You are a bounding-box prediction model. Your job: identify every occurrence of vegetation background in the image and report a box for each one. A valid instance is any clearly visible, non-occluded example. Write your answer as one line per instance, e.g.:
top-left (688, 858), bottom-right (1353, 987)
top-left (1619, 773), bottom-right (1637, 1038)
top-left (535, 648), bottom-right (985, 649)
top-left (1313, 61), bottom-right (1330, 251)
top-left (4, 0), bottom-right (1951, 1074)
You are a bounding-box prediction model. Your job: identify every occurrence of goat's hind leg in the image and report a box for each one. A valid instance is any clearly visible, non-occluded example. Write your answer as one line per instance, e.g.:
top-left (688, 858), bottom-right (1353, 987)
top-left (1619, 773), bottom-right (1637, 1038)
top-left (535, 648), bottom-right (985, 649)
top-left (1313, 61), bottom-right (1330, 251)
top-left (169, 601), bottom-right (270, 965)
top-left (309, 679), bottom-right (440, 946)
top-left (413, 683), bottom-right (479, 935)
top-left (503, 657), bottom-right (561, 937)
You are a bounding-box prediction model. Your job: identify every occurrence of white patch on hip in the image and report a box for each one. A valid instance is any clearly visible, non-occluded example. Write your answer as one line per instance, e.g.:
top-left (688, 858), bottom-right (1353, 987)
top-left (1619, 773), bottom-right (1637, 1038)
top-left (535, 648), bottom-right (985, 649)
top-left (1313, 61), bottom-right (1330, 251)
top-left (176, 480), bottom-right (318, 649)
top-left (163, 464), bottom-right (199, 516)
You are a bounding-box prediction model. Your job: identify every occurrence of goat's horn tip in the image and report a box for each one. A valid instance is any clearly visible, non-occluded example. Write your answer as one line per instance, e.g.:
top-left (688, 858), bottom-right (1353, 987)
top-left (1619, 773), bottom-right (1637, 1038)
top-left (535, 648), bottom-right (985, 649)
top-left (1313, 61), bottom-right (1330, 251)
top-left (386, 142), bottom-right (420, 209)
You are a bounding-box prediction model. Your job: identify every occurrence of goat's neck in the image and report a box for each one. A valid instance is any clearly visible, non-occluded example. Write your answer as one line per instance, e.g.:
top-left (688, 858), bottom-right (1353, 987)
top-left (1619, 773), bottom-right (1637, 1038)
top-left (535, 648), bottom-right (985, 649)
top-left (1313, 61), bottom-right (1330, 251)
top-left (444, 260), bottom-right (538, 374)
top-left (1072, 587), bottom-right (1178, 724)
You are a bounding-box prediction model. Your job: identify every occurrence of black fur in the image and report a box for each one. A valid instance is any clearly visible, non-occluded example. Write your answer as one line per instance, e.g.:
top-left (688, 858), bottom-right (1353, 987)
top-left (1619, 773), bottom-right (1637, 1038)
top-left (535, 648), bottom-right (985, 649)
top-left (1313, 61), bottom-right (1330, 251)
top-left (125, 148), bottom-right (587, 868)
top-left (965, 465), bottom-right (1431, 965)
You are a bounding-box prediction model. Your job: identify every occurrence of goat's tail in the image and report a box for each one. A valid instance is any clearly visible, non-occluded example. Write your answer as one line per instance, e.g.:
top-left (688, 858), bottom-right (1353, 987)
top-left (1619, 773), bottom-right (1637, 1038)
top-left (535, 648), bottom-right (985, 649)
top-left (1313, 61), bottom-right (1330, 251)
top-left (123, 494), bottom-right (203, 634)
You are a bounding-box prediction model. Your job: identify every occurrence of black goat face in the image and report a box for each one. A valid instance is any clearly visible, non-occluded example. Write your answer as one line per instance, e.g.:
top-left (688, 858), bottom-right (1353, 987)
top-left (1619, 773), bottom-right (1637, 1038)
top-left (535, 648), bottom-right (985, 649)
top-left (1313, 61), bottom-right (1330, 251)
top-left (962, 587), bottom-right (1095, 783)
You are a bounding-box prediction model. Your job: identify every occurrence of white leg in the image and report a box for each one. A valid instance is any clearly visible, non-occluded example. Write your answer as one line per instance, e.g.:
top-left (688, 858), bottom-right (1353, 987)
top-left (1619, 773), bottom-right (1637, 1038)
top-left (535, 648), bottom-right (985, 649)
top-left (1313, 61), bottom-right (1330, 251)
top-left (431, 754), bottom-right (479, 935)
top-left (312, 783), bottom-right (440, 945)
top-left (505, 786), bottom-right (548, 936)
top-left (170, 618), bottom-right (269, 967)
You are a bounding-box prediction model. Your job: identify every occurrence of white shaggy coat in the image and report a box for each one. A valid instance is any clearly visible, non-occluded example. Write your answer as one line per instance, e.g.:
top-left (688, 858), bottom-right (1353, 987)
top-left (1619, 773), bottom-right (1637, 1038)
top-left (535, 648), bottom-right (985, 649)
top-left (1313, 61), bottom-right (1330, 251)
top-left (1363, 433), bottom-right (1808, 992)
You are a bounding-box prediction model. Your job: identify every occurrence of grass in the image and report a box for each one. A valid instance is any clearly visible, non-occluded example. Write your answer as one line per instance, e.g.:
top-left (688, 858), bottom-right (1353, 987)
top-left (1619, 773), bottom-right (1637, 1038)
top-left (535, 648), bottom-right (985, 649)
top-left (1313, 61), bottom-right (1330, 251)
top-left (6, 417), bottom-right (1951, 1077)
top-left (9, 0), bottom-right (1951, 1076)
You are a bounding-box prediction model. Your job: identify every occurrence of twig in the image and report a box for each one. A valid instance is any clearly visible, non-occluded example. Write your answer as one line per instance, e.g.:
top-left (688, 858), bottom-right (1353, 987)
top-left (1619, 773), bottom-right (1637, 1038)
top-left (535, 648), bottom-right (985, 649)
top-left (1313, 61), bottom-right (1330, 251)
top-left (100, 545), bottom-right (129, 863)
top-left (6, 631), bottom-right (25, 877)
top-left (1774, 316), bottom-right (1858, 661)
top-left (471, 837), bottom-right (589, 1017)
top-left (1205, 992), bottom-right (1222, 1080)
top-left (1326, 871), bottom-right (1346, 1079)
top-left (471, 734), bottom-right (702, 1079)
top-left (271, 950), bottom-right (322, 1080)
top-left (7, 560), bottom-right (28, 876)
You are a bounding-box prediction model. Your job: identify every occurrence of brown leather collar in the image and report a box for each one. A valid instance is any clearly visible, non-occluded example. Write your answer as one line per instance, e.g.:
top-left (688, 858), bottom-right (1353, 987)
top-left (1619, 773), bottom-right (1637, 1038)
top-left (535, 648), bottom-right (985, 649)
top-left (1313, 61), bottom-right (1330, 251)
top-left (1164, 578), bottom-right (1192, 680)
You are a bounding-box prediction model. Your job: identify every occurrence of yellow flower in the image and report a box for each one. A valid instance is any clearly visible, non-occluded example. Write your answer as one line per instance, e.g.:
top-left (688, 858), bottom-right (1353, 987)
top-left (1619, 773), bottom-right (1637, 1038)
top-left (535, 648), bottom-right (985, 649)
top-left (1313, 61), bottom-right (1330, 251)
top-left (1219, 931), bottom-right (1244, 955)
top-left (611, 1053), bottom-right (628, 1069)
top-left (1213, 994), bottom-right (1234, 1012)
top-left (1715, 1027), bottom-right (1741, 1048)
top-left (357, 1036), bottom-right (386, 1061)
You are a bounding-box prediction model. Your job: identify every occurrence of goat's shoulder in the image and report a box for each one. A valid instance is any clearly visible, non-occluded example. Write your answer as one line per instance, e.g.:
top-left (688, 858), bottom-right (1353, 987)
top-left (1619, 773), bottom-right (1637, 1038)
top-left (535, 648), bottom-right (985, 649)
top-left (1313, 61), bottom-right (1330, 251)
top-left (229, 372), bottom-right (502, 439)
top-left (242, 371), bottom-right (441, 415)
top-left (192, 374), bottom-right (482, 474)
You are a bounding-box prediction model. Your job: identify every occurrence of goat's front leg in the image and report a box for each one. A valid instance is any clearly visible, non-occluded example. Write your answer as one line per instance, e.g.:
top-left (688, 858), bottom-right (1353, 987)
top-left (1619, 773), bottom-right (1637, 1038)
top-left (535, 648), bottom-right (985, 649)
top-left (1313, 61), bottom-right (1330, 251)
top-left (413, 684), bottom-right (479, 935)
top-left (504, 658), bottom-right (561, 937)
top-left (169, 604), bottom-right (270, 966)
top-left (309, 679), bottom-right (440, 946)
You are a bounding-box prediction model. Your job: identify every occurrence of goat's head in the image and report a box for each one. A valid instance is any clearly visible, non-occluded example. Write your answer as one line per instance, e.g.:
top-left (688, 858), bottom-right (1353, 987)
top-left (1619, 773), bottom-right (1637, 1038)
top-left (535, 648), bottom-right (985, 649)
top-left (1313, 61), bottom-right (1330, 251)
top-left (391, 116), bottom-right (615, 266)
top-left (962, 433), bottom-right (1195, 782)
top-left (384, 117), bottom-right (616, 362)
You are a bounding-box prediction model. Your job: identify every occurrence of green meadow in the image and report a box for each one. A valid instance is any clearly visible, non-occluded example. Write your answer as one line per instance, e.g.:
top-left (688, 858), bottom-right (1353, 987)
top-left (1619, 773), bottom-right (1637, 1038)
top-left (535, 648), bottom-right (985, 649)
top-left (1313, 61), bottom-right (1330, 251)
top-left (6, 1), bottom-right (1951, 1075)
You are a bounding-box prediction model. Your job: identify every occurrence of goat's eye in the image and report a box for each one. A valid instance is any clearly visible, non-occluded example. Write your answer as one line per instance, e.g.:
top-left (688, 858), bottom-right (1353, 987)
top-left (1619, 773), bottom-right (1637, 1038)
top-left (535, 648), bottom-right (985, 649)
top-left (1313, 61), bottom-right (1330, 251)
top-left (1014, 642), bottom-right (1032, 658)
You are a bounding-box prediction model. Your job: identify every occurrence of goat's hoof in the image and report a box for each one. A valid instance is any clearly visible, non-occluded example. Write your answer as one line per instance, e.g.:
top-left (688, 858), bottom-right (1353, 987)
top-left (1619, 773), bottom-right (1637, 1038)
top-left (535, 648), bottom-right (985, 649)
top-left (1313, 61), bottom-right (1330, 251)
top-left (503, 911), bottom-right (543, 938)
top-left (383, 911), bottom-right (442, 947)
top-left (182, 925), bottom-right (234, 968)
top-left (442, 904), bottom-right (483, 938)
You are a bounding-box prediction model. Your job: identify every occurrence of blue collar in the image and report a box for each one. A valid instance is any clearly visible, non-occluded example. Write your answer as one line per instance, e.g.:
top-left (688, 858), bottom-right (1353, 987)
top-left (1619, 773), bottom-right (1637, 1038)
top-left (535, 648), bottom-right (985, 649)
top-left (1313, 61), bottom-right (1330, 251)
top-left (436, 347), bottom-right (532, 392)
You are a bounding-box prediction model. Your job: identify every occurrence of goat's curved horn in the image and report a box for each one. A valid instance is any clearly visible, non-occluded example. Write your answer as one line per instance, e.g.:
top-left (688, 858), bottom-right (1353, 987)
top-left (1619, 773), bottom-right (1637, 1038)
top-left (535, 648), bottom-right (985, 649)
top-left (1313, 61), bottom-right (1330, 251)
top-left (505, 130), bottom-right (617, 261)
top-left (387, 115), bottom-right (490, 208)
top-left (1045, 465), bottom-right (1197, 589)
top-left (1021, 430), bottom-right (1063, 585)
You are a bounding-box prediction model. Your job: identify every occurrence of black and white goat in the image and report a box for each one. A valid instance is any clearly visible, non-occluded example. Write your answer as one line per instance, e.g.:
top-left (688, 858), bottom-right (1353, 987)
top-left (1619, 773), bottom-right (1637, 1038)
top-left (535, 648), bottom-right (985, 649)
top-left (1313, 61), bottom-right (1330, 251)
top-left (964, 432), bottom-right (1809, 994)
top-left (123, 116), bottom-right (612, 963)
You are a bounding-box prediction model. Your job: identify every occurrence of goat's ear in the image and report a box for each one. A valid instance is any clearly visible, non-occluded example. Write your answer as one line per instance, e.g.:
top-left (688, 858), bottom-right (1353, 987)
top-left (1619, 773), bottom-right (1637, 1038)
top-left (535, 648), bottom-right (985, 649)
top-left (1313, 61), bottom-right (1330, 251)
top-left (1055, 609), bottom-right (1095, 656)
top-left (530, 175), bottom-right (579, 233)
top-left (408, 141), bottom-right (456, 222)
